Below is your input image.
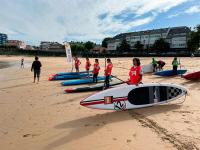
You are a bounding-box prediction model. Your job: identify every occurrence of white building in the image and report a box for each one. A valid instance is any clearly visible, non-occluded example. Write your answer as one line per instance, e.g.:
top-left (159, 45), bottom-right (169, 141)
top-left (6, 40), bottom-right (26, 49)
top-left (107, 26), bottom-right (191, 51)
top-left (40, 41), bottom-right (64, 52)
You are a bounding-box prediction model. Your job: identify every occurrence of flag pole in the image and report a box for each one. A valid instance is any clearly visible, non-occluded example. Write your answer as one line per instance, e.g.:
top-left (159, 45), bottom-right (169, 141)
top-left (64, 42), bottom-right (73, 72)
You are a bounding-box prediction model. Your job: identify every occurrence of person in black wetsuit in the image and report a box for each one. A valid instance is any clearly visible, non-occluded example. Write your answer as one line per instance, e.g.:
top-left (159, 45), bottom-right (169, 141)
top-left (31, 56), bottom-right (42, 83)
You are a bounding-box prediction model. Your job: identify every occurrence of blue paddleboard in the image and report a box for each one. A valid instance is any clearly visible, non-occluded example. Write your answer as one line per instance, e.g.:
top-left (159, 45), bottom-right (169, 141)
top-left (155, 69), bottom-right (187, 76)
top-left (49, 73), bottom-right (92, 81)
top-left (55, 71), bottom-right (92, 76)
top-left (61, 76), bottom-right (109, 86)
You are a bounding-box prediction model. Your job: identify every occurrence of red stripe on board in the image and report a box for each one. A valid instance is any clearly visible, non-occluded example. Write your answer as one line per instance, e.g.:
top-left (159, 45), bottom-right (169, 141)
top-left (80, 97), bottom-right (128, 106)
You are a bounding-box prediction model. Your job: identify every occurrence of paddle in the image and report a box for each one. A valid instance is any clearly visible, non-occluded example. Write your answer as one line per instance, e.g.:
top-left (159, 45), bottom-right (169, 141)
top-left (114, 66), bottom-right (129, 70)
top-left (111, 75), bottom-right (129, 85)
top-left (71, 58), bottom-right (74, 72)
top-left (103, 57), bottom-right (107, 88)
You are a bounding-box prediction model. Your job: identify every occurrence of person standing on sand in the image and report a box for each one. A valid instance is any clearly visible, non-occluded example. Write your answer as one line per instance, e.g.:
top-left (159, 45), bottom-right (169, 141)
top-left (104, 58), bottom-right (113, 88)
top-left (31, 56), bottom-right (42, 83)
top-left (21, 57), bottom-right (24, 68)
top-left (93, 59), bottom-right (100, 83)
top-left (85, 57), bottom-right (91, 77)
top-left (74, 57), bottom-right (81, 73)
top-left (129, 58), bottom-right (143, 86)
top-left (152, 58), bottom-right (157, 72)
top-left (172, 57), bottom-right (180, 72)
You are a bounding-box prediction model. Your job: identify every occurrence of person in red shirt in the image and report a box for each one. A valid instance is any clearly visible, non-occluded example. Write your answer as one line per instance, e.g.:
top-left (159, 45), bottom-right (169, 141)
top-left (85, 57), bottom-right (91, 77)
top-left (129, 58), bottom-right (143, 85)
top-left (74, 57), bottom-right (81, 72)
top-left (104, 58), bottom-right (113, 88)
top-left (93, 59), bottom-right (100, 83)
top-left (157, 60), bottom-right (166, 71)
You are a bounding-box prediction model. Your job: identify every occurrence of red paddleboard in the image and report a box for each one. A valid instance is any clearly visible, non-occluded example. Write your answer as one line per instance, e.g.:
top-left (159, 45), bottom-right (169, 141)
top-left (183, 71), bottom-right (200, 80)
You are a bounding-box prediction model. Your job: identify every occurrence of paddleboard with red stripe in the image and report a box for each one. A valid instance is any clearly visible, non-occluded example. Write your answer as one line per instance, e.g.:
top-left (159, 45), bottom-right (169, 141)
top-left (80, 83), bottom-right (187, 110)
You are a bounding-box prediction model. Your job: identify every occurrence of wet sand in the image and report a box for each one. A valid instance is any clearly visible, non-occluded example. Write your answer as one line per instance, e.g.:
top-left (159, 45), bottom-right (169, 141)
top-left (0, 55), bottom-right (200, 150)
top-left (0, 61), bottom-right (11, 69)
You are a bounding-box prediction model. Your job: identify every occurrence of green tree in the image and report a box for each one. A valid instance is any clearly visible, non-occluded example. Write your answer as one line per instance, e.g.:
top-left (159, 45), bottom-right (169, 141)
top-left (134, 41), bottom-right (144, 51)
top-left (151, 38), bottom-right (170, 52)
top-left (71, 44), bottom-right (86, 55)
top-left (118, 39), bottom-right (131, 52)
top-left (187, 25), bottom-right (200, 51)
top-left (102, 37), bottom-right (112, 48)
top-left (84, 41), bottom-right (95, 50)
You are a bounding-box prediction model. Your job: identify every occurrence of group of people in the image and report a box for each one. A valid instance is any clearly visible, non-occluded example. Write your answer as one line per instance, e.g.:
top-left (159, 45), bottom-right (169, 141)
top-left (73, 57), bottom-right (113, 88)
top-left (152, 57), bottom-right (180, 72)
top-left (151, 58), bottom-right (166, 72)
top-left (30, 56), bottom-right (181, 86)
top-left (73, 57), bottom-right (143, 87)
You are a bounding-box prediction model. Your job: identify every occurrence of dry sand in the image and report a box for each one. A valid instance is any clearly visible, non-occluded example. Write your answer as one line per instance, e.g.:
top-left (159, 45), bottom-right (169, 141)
top-left (0, 55), bottom-right (199, 150)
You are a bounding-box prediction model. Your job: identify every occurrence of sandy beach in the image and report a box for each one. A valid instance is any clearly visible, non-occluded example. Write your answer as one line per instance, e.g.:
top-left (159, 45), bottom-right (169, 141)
top-left (0, 55), bottom-right (200, 150)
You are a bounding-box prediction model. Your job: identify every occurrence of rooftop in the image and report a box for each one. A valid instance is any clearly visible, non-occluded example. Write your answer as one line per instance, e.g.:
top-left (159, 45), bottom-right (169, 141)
top-left (112, 26), bottom-right (191, 40)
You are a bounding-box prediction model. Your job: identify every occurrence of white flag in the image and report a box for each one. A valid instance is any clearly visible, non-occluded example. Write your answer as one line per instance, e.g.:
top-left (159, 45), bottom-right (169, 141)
top-left (64, 42), bottom-right (72, 63)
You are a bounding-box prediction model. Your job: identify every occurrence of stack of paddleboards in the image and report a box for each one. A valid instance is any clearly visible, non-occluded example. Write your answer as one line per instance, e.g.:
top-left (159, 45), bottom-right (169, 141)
top-left (49, 71), bottom-right (92, 81)
top-left (80, 83), bottom-right (187, 110)
top-left (61, 76), bottom-right (112, 86)
top-left (65, 78), bottom-right (126, 93)
top-left (154, 69), bottom-right (187, 76)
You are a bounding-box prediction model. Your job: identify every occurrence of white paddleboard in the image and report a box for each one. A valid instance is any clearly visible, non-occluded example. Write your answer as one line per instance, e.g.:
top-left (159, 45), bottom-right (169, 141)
top-left (142, 64), bottom-right (153, 73)
top-left (80, 83), bottom-right (187, 110)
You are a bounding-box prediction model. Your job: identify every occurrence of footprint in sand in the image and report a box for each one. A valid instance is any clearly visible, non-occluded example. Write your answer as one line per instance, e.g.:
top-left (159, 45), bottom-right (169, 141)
top-left (84, 124), bottom-right (90, 127)
top-left (23, 133), bottom-right (39, 138)
top-left (126, 139), bottom-right (132, 143)
top-left (187, 128), bottom-right (194, 132)
top-left (2, 131), bottom-right (8, 135)
top-left (113, 138), bottom-right (117, 141)
top-left (184, 121), bottom-right (190, 124)
top-left (133, 133), bottom-right (137, 138)
top-left (102, 121), bottom-right (107, 125)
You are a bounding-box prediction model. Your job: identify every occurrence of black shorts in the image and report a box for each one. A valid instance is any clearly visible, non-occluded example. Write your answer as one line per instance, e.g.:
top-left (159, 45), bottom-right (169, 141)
top-left (34, 70), bottom-right (40, 77)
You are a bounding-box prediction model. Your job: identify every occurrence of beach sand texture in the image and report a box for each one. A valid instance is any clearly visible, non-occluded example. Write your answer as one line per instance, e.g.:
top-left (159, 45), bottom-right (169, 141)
top-left (0, 56), bottom-right (200, 150)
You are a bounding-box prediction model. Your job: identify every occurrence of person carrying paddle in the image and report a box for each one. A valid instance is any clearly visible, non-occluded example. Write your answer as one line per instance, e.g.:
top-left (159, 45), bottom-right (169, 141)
top-left (31, 56), bottom-right (42, 83)
top-left (172, 57), bottom-right (180, 72)
top-left (157, 60), bottom-right (166, 71)
top-left (93, 59), bottom-right (100, 83)
top-left (74, 57), bottom-right (81, 73)
top-left (104, 58), bottom-right (113, 88)
top-left (129, 58), bottom-right (143, 86)
top-left (152, 58), bottom-right (157, 72)
top-left (85, 57), bottom-right (91, 77)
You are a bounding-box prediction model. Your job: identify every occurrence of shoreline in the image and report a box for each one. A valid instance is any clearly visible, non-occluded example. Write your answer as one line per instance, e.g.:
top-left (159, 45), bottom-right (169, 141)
top-left (0, 61), bottom-right (12, 69)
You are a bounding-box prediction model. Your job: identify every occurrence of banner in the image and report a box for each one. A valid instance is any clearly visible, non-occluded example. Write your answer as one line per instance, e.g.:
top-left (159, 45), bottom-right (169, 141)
top-left (64, 42), bottom-right (72, 63)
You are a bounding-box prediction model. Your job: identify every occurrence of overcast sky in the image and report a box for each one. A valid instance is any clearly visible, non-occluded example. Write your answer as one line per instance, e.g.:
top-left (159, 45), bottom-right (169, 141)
top-left (0, 0), bottom-right (200, 45)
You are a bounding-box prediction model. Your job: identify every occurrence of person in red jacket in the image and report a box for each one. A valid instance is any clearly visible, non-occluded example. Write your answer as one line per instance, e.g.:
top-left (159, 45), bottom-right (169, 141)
top-left (157, 60), bottom-right (166, 71)
top-left (129, 58), bottom-right (143, 85)
top-left (93, 59), bottom-right (100, 83)
top-left (74, 57), bottom-right (81, 72)
top-left (104, 58), bottom-right (113, 88)
top-left (85, 57), bottom-right (91, 77)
